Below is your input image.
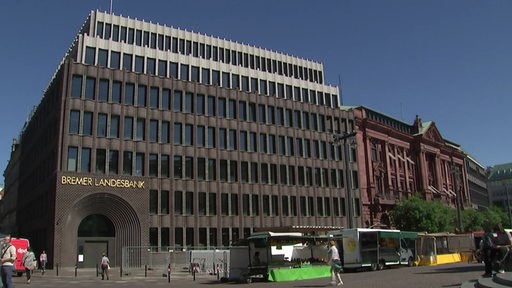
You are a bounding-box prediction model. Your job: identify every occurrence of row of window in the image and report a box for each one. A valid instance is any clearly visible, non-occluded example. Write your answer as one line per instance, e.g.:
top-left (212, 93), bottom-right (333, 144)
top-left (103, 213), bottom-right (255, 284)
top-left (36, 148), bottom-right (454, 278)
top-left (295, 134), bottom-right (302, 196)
top-left (150, 226), bottom-right (250, 249)
top-left (94, 20), bottom-right (324, 85)
top-left (66, 146), bottom-right (359, 188)
top-left (149, 189), bottom-right (349, 218)
top-left (70, 110), bottom-right (354, 160)
top-left (73, 61), bottom-right (338, 109)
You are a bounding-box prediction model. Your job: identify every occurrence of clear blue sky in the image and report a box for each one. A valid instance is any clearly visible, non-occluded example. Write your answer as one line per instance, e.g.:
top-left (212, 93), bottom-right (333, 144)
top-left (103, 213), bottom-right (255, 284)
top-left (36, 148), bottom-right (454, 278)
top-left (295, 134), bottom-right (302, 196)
top-left (1, 0), bottom-right (511, 186)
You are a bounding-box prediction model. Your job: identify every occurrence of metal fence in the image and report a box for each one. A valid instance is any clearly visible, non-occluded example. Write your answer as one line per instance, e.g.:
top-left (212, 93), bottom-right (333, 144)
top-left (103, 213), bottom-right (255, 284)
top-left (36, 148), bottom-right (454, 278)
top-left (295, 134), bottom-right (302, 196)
top-left (121, 246), bottom-right (230, 278)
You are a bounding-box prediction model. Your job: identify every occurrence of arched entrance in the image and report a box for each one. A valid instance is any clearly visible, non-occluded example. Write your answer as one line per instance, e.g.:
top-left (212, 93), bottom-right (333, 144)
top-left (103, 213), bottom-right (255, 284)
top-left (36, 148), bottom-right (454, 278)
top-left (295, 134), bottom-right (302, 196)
top-left (56, 192), bottom-right (141, 267)
top-left (77, 214), bottom-right (115, 268)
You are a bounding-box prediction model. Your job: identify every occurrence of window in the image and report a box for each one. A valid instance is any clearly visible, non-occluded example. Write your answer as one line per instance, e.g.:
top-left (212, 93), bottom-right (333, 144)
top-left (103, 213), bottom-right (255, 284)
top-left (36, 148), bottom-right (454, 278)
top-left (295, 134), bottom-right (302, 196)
top-left (238, 101), bottom-right (246, 120)
top-left (207, 95), bottom-right (216, 116)
top-left (185, 92), bottom-right (193, 113)
top-left (125, 83), bottom-right (135, 105)
top-left (85, 77), bottom-right (95, 100)
top-left (97, 113), bottom-right (107, 137)
top-left (173, 156), bottom-right (182, 178)
top-left (149, 154), bottom-right (158, 177)
top-left (150, 190), bottom-right (158, 214)
top-left (218, 97), bottom-right (226, 117)
top-left (80, 148), bottom-right (91, 172)
top-left (158, 60), bottom-right (167, 77)
top-left (219, 128), bottom-right (227, 149)
top-left (67, 147), bottom-right (78, 171)
top-left (98, 49), bottom-right (108, 67)
top-left (83, 112), bottom-right (93, 135)
top-left (161, 154), bottom-right (170, 177)
top-left (208, 159), bottom-right (216, 180)
top-left (110, 51), bottom-right (120, 69)
top-left (134, 55), bottom-right (144, 73)
top-left (197, 157), bottom-right (206, 180)
top-left (196, 94), bottom-right (205, 115)
top-left (228, 129), bottom-right (236, 150)
top-left (136, 118), bottom-right (145, 141)
top-left (123, 53), bottom-right (132, 70)
top-left (207, 127), bottom-right (215, 148)
top-left (150, 87), bottom-right (159, 108)
top-left (112, 81), bottom-right (121, 103)
top-left (161, 121), bottom-right (170, 143)
top-left (228, 99), bottom-right (236, 119)
top-left (149, 120), bottom-right (158, 142)
top-left (174, 123), bottom-right (182, 144)
top-left (221, 193), bottom-right (229, 216)
top-left (137, 84), bottom-right (146, 107)
top-left (174, 191), bottom-right (183, 215)
top-left (184, 156), bottom-right (193, 179)
top-left (161, 190), bottom-right (169, 214)
top-left (85, 47), bottom-right (96, 65)
top-left (135, 153), bottom-right (144, 176)
top-left (197, 125), bottom-right (205, 147)
top-left (109, 150), bottom-right (119, 174)
top-left (173, 90), bottom-right (182, 112)
top-left (69, 110), bottom-right (80, 134)
top-left (239, 131), bottom-right (247, 151)
top-left (96, 149), bottom-right (106, 174)
top-left (180, 64), bottom-right (189, 81)
top-left (209, 193), bottom-right (217, 215)
top-left (185, 124), bottom-right (193, 145)
top-left (71, 75), bottom-right (82, 97)
top-left (123, 151), bottom-right (133, 175)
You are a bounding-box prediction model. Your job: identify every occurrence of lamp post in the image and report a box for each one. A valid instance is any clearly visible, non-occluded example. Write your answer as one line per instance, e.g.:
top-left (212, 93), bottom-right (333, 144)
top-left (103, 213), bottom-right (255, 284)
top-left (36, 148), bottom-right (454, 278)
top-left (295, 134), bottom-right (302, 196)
top-left (450, 165), bottom-right (463, 232)
top-left (331, 131), bottom-right (357, 229)
top-left (504, 183), bottom-right (512, 227)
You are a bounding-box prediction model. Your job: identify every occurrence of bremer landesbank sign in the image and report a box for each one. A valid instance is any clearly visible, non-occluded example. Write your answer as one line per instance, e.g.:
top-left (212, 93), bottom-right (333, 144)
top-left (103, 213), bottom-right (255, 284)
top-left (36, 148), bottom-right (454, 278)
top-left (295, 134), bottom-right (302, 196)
top-left (61, 175), bottom-right (145, 189)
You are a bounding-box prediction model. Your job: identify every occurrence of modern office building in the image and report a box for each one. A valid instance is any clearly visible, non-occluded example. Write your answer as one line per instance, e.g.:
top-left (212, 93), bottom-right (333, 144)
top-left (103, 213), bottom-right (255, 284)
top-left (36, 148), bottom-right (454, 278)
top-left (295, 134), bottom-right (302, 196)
top-left (347, 106), bottom-right (469, 228)
top-left (487, 163), bottom-right (512, 226)
top-left (464, 154), bottom-right (489, 209)
top-left (3, 10), bottom-right (360, 268)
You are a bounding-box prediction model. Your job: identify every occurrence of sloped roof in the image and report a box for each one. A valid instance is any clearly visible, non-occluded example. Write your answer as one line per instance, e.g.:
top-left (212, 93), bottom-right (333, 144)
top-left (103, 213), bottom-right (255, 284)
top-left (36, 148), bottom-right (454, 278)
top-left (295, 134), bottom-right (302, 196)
top-left (488, 162), bottom-right (512, 181)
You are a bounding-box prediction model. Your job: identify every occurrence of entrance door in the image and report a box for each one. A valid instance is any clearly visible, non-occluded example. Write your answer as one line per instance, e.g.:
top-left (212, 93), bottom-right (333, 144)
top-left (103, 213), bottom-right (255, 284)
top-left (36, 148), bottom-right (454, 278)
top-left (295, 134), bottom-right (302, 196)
top-left (83, 241), bottom-right (108, 268)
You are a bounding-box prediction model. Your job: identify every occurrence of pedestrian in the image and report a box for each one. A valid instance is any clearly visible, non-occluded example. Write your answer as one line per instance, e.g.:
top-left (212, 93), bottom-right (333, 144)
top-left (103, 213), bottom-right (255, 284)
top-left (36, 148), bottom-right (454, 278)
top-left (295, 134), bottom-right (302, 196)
top-left (492, 223), bottom-right (511, 273)
top-left (39, 250), bottom-right (47, 275)
top-left (22, 246), bottom-right (36, 284)
top-left (482, 225), bottom-right (494, 277)
top-left (327, 239), bottom-right (343, 286)
top-left (1, 235), bottom-right (17, 288)
top-left (100, 253), bottom-right (110, 280)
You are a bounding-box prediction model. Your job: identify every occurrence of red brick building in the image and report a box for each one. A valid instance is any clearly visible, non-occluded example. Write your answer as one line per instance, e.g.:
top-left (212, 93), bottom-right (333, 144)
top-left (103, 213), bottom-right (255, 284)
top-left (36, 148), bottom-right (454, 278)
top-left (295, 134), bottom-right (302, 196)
top-left (348, 106), bottom-right (469, 228)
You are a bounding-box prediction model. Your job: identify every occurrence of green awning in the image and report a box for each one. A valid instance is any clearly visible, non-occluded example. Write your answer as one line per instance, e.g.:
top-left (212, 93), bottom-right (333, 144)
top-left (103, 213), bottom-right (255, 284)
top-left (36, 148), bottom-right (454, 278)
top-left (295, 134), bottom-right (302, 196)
top-left (400, 231), bottom-right (419, 239)
top-left (379, 231), bottom-right (400, 238)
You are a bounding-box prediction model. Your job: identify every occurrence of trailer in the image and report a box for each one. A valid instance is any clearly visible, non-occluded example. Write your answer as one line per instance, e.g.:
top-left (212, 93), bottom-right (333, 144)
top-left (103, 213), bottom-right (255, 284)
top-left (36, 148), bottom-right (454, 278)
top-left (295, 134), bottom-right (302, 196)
top-left (229, 232), bottom-right (331, 283)
top-left (329, 228), bottom-right (417, 271)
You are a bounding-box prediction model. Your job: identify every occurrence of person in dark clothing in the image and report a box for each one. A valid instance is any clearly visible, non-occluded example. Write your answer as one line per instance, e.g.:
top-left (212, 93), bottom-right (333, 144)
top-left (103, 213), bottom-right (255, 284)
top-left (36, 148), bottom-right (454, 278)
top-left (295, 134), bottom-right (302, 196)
top-left (493, 223), bottom-right (511, 274)
top-left (482, 226), bottom-right (495, 277)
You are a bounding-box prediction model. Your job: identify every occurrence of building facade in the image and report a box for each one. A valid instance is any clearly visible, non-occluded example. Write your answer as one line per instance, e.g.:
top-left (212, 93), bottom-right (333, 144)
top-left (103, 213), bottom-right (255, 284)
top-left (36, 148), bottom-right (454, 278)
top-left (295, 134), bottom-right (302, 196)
top-left (3, 11), bottom-right (361, 268)
top-left (348, 106), bottom-right (469, 228)
top-left (465, 155), bottom-right (489, 209)
top-left (487, 163), bottom-right (512, 227)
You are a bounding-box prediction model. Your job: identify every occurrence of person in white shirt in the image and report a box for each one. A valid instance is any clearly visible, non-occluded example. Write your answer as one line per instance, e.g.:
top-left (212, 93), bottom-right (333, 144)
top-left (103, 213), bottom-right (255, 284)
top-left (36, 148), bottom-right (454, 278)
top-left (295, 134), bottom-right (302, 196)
top-left (327, 239), bottom-right (343, 286)
top-left (100, 253), bottom-right (110, 280)
top-left (1, 236), bottom-right (16, 288)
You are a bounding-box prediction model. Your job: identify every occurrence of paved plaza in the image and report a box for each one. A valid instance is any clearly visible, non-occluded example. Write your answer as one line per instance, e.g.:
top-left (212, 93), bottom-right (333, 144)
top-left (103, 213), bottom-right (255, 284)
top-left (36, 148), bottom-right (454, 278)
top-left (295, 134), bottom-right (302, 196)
top-left (10, 262), bottom-right (485, 288)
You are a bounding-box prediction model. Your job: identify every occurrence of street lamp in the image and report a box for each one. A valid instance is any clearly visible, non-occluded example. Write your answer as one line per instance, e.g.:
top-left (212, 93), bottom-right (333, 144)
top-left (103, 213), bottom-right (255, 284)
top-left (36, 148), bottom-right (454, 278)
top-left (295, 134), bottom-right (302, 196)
top-left (503, 183), bottom-right (512, 227)
top-left (331, 131), bottom-right (357, 229)
top-left (450, 165), bottom-right (463, 232)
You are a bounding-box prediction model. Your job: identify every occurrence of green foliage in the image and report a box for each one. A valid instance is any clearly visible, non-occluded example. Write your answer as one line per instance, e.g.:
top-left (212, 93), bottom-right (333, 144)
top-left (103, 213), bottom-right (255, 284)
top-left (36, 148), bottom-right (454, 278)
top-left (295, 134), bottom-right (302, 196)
top-left (389, 195), bottom-right (454, 233)
top-left (391, 195), bottom-right (511, 233)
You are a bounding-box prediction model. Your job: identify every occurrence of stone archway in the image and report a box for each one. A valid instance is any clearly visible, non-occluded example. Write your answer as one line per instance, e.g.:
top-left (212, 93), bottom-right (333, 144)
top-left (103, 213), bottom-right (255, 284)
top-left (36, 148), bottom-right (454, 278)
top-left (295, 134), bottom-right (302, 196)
top-left (56, 193), bottom-right (141, 267)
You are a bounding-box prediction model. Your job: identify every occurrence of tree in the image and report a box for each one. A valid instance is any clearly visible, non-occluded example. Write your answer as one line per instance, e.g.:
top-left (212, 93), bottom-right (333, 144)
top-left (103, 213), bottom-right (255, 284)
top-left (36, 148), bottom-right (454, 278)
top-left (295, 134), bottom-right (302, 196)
top-left (389, 195), bottom-right (455, 233)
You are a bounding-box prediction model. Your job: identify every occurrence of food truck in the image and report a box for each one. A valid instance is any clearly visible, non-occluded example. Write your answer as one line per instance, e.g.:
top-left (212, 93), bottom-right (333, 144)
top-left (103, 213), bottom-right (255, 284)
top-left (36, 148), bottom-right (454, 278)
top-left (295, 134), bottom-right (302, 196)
top-left (329, 228), bottom-right (417, 271)
top-left (229, 232), bottom-right (331, 283)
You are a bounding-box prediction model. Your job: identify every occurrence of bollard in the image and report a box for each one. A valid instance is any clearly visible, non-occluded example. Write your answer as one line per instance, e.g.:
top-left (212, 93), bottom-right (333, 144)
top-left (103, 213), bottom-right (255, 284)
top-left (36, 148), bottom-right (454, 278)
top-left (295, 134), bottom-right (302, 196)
top-left (192, 264), bottom-right (196, 281)
top-left (120, 265), bottom-right (122, 278)
top-left (74, 264), bottom-right (78, 277)
top-left (56, 263), bottom-right (59, 276)
top-left (96, 263), bottom-right (99, 277)
top-left (145, 264), bottom-right (148, 278)
top-left (216, 264), bottom-right (219, 281)
top-left (167, 263), bottom-right (171, 283)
